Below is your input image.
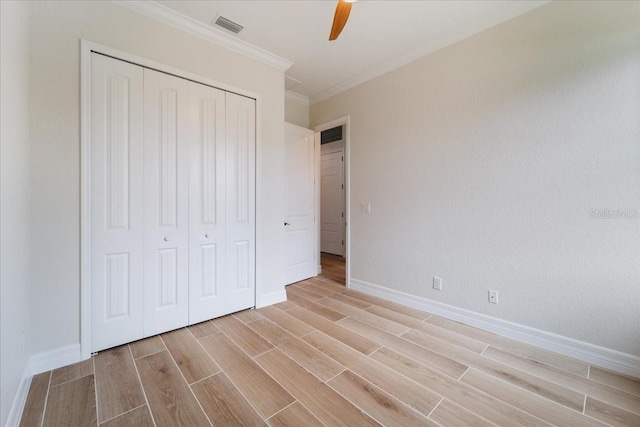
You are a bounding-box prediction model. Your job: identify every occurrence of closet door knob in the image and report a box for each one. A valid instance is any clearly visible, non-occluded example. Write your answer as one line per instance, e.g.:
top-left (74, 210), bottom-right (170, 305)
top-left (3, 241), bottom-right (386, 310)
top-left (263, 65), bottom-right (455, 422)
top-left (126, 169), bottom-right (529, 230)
top-left (205, 233), bottom-right (210, 238)
top-left (163, 237), bottom-right (169, 242)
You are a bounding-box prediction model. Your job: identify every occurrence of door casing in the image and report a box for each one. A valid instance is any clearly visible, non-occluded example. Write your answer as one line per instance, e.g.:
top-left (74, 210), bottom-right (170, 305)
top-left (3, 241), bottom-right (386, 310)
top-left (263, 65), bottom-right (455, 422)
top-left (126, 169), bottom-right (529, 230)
top-left (314, 116), bottom-right (351, 284)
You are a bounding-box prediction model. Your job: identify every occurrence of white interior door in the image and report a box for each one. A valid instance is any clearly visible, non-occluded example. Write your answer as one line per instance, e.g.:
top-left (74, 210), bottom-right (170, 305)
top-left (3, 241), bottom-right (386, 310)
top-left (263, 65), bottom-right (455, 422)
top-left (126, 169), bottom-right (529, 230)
top-left (91, 54), bottom-right (145, 352)
top-left (142, 68), bottom-right (190, 337)
top-left (187, 81), bottom-right (227, 324)
top-left (223, 92), bottom-right (256, 313)
top-left (284, 123), bottom-right (317, 284)
top-left (321, 150), bottom-right (344, 256)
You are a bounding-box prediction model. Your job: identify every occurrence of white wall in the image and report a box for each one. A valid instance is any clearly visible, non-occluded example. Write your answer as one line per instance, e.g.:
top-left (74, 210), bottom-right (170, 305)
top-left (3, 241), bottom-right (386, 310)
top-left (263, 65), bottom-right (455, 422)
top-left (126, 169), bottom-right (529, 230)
top-left (29, 1), bottom-right (286, 355)
top-left (1, 1), bottom-right (32, 424)
top-left (311, 1), bottom-right (640, 356)
top-left (285, 94), bottom-right (310, 128)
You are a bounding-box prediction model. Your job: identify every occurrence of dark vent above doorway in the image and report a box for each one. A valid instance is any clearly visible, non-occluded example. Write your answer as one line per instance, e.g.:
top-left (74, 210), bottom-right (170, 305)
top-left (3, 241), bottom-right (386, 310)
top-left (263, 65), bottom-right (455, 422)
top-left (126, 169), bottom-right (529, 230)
top-left (321, 126), bottom-right (343, 145)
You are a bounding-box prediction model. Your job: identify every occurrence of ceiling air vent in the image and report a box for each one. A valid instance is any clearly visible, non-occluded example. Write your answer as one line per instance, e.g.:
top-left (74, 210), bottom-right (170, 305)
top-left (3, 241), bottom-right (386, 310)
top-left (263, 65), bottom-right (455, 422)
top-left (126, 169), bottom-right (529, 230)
top-left (213, 15), bottom-right (243, 34)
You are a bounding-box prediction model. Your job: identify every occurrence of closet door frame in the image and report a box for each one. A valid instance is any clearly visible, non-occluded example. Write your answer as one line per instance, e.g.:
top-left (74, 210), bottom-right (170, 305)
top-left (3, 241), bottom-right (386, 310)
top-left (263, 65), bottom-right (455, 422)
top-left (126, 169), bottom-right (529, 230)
top-left (80, 40), bottom-right (262, 359)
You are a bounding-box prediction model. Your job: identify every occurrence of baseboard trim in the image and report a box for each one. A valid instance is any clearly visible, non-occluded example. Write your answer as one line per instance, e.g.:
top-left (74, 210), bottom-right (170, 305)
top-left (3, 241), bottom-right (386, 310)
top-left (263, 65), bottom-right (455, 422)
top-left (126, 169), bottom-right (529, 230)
top-left (4, 364), bottom-right (31, 427)
top-left (349, 278), bottom-right (640, 378)
top-left (317, 265), bottom-right (323, 275)
top-left (30, 344), bottom-right (82, 375)
top-left (256, 289), bottom-right (287, 308)
top-left (30, 290), bottom-right (287, 374)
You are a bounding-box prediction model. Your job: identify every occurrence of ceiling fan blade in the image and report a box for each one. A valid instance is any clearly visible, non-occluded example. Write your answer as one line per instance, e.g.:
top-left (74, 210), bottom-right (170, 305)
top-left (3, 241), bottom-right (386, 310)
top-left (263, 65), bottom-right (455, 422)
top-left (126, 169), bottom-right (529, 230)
top-left (329, 0), bottom-right (352, 41)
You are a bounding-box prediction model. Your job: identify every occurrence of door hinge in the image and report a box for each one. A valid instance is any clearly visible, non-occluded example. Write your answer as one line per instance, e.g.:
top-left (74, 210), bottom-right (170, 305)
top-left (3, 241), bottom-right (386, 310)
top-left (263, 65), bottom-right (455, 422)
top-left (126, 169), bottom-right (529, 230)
top-left (342, 212), bottom-right (344, 218)
top-left (342, 156), bottom-right (344, 161)
top-left (342, 240), bottom-right (344, 245)
top-left (341, 184), bottom-right (344, 189)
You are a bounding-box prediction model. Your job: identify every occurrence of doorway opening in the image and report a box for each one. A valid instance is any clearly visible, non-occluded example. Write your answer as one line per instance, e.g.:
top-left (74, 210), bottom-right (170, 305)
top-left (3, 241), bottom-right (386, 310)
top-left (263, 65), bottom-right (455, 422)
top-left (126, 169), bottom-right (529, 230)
top-left (315, 117), bottom-right (350, 286)
top-left (320, 253), bottom-right (345, 284)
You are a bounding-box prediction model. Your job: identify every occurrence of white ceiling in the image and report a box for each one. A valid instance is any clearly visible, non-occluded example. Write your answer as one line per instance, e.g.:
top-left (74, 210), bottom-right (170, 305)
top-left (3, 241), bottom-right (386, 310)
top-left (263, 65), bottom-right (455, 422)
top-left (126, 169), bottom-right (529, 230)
top-left (158, 0), bottom-right (548, 103)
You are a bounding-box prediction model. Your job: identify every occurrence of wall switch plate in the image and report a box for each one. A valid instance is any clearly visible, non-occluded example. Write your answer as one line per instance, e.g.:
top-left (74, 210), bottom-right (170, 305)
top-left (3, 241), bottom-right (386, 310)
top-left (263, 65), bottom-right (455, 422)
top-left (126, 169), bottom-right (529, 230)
top-left (489, 290), bottom-right (498, 304)
top-left (361, 202), bottom-right (371, 213)
top-left (433, 277), bottom-right (442, 290)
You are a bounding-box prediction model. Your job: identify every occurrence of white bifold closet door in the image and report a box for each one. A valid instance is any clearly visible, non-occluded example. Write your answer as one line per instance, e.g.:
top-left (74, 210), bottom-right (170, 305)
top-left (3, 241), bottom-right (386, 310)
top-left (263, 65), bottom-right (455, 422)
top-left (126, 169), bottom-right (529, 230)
top-left (142, 69), bottom-right (190, 337)
top-left (188, 82), bottom-right (227, 324)
top-left (222, 92), bottom-right (256, 316)
top-left (90, 54), bottom-right (145, 351)
top-left (188, 84), bottom-right (256, 323)
top-left (91, 54), bottom-right (255, 352)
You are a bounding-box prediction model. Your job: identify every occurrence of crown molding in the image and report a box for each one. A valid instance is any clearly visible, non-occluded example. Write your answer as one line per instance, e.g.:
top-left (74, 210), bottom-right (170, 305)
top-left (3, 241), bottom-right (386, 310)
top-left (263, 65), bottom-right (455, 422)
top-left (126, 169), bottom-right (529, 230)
top-left (112, 1), bottom-right (293, 71)
top-left (309, 43), bottom-right (437, 105)
top-left (285, 90), bottom-right (309, 106)
top-left (310, 1), bottom-right (548, 105)
top-left (309, 30), bottom-right (480, 105)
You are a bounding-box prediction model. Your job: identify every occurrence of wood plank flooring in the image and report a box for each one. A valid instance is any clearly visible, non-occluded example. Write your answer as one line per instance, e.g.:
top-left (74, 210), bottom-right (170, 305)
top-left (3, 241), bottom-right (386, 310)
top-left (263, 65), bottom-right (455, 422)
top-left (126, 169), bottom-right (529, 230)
top-left (20, 254), bottom-right (640, 426)
top-left (320, 252), bottom-right (346, 283)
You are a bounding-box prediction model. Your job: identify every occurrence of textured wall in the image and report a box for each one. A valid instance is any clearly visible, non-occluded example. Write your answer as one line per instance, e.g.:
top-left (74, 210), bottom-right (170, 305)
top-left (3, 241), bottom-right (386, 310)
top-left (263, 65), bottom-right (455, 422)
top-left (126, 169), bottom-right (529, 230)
top-left (285, 96), bottom-right (310, 128)
top-left (1, 1), bottom-right (32, 424)
top-left (29, 1), bottom-right (285, 354)
top-left (311, 1), bottom-right (640, 355)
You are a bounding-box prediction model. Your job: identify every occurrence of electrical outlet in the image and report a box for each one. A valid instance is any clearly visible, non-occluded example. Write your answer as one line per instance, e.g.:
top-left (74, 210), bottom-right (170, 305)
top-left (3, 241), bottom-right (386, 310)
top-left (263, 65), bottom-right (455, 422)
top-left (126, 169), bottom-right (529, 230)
top-left (433, 277), bottom-right (442, 291)
top-left (489, 290), bottom-right (498, 304)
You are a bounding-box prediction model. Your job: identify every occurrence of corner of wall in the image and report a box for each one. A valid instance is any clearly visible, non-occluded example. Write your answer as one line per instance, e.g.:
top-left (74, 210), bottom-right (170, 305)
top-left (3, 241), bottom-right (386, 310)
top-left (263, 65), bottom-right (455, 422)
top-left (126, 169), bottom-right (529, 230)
top-left (256, 289), bottom-right (287, 308)
top-left (30, 344), bottom-right (82, 376)
top-left (3, 365), bottom-right (32, 427)
top-left (285, 91), bottom-right (310, 128)
top-left (1, 1), bottom-right (32, 425)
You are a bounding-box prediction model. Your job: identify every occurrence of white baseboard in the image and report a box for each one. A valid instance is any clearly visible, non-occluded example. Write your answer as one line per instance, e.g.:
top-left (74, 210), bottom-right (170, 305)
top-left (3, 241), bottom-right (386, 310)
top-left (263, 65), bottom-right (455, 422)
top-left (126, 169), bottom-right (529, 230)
top-left (30, 343), bottom-right (82, 375)
top-left (30, 290), bottom-right (286, 376)
top-left (5, 364), bottom-right (31, 427)
top-left (256, 289), bottom-right (287, 308)
top-left (317, 265), bottom-right (322, 275)
top-left (349, 278), bottom-right (640, 378)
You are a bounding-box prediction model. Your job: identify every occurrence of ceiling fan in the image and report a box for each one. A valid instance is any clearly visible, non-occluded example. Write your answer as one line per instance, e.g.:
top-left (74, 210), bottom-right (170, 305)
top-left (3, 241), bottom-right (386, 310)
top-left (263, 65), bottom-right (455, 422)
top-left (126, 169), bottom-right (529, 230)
top-left (329, 0), bottom-right (357, 41)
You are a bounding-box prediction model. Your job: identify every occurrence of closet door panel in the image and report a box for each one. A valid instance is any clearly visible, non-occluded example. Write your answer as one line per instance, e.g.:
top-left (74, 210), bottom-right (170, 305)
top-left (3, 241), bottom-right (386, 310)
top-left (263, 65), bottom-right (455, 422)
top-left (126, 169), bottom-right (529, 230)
top-left (225, 93), bottom-right (256, 312)
top-left (143, 69), bottom-right (190, 337)
top-left (91, 54), bottom-right (144, 352)
top-left (187, 82), bottom-right (227, 324)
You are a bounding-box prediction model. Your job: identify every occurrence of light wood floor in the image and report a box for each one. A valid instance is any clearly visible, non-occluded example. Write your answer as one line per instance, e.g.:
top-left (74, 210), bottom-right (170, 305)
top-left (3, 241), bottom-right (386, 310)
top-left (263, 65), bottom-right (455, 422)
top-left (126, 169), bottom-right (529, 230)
top-left (21, 273), bottom-right (640, 426)
top-left (320, 252), bottom-right (346, 284)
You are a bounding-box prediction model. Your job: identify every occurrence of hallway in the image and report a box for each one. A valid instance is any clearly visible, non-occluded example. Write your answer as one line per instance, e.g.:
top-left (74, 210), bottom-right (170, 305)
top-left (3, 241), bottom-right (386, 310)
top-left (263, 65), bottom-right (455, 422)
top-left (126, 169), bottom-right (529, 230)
top-left (320, 253), bottom-right (345, 284)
